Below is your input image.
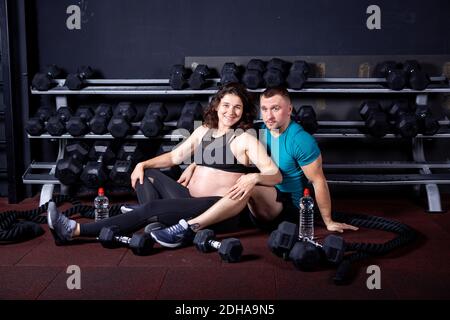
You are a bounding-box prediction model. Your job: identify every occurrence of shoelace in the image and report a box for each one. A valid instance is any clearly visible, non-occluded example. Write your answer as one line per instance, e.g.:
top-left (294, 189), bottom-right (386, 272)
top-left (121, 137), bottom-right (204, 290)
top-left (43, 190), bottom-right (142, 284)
top-left (166, 223), bottom-right (186, 236)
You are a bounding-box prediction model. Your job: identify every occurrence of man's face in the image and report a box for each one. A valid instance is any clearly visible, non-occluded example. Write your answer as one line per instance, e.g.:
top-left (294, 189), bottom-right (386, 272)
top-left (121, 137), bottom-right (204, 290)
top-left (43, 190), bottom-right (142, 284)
top-left (260, 94), bottom-right (292, 131)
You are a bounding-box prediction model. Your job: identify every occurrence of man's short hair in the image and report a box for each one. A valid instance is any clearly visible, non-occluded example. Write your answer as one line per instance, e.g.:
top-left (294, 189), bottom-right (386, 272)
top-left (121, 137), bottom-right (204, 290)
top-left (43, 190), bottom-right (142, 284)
top-left (261, 86), bottom-right (291, 104)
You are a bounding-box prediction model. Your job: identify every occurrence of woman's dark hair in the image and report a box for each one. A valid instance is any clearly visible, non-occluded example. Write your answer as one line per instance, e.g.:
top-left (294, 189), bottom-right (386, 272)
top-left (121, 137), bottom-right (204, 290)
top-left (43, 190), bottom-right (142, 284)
top-left (203, 83), bottom-right (257, 130)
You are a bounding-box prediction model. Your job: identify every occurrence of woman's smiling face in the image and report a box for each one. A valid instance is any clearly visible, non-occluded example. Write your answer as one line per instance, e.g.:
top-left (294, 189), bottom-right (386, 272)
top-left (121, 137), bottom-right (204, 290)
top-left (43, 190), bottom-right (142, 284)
top-left (215, 93), bottom-right (244, 129)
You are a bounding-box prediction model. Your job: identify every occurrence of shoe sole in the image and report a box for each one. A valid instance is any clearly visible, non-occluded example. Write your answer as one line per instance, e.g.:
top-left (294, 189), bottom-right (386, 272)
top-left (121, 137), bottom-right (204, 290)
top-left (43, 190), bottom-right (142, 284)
top-left (47, 209), bottom-right (54, 229)
top-left (49, 228), bottom-right (69, 246)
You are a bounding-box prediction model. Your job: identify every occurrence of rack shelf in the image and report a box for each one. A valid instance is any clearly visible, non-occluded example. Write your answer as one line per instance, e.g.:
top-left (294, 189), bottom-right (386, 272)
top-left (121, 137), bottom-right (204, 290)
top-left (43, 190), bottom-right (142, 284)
top-left (27, 120), bottom-right (450, 140)
top-left (24, 161), bottom-right (450, 185)
top-left (30, 77), bottom-right (450, 95)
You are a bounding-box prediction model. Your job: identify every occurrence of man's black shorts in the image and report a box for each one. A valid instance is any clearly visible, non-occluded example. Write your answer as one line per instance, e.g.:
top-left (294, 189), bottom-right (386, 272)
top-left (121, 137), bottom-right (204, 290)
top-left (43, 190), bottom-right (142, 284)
top-left (248, 188), bottom-right (299, 231)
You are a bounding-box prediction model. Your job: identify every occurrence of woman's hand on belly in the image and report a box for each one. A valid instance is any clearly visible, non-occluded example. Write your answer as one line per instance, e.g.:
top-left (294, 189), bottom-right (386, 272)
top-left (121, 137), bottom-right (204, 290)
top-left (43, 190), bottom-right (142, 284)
top-left (187, 165), bottom-right (244, 197)
top-left (227, 173), bottom-right (259, 200)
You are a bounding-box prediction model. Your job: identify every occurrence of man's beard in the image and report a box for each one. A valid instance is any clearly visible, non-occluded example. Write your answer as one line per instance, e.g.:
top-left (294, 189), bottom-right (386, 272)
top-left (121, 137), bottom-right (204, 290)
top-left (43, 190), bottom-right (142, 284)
top-left (269, 123), bottom-right (282, 130)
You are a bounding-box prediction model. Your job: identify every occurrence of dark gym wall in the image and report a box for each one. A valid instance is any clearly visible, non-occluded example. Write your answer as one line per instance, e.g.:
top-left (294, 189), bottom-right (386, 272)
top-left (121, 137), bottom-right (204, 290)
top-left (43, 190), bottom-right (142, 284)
top-left (32, 0), bottom-right (450, 77)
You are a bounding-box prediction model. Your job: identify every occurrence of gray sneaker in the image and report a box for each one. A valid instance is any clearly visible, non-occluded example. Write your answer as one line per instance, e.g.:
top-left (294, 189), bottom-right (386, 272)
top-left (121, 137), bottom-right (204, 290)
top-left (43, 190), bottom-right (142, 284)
top-left (120, 204), bottom-right (140, 214)
top-left (47, 201), bottom-right (76, 245)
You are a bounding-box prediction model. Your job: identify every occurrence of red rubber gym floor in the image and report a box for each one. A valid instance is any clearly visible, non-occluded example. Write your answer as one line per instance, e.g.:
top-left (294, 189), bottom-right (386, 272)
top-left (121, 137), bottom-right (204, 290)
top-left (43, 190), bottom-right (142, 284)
top-left (1, 192), bottom-right (449, 300)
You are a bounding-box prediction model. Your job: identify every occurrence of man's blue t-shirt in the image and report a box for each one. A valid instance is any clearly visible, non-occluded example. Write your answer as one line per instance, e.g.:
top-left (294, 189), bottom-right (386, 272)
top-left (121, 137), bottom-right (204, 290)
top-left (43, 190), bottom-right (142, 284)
top-left (260, 121), bottom-right (321, 208)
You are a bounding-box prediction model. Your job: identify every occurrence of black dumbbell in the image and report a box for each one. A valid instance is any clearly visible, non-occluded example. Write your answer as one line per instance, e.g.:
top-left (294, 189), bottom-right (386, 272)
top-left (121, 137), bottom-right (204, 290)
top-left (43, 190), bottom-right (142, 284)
top-left (45, 107), bottom-right (73, 136)
top-left (288, 239), bottom-right (322, 271)
top-left (287, 60), bottom-right (310, 90)
top-left (415, 104), bottom-right (440, 135)
top-left (66, 106), bottom-right (94, 137)
top-left (80, 141), bottom-right (116, 188)
top-left (31, 64), bottom-right (62, 91)
top-left (193, 229), bottom-right (243, 263)
top-left (140, 102), bottom-right (168, 137)
top-left (98, 226), bottom-right (154, 256)
top-left (403, 60), bottom-right (430, 91)
top-left (188, 64), bottom-right (211, 90)
top-left (89, 104), bottom-right (113, 135)
top-left (242, 59), bottom-right (266, 89)
top-left (375, 61), bottom-right (407, 91)
top-left (25, 106), bottom-right (53, 136)
top-left (109, 143), bottom-right (143, 186)
top-left (263, 58), bottom-right (290, 88)
top-left (294, 105), bottom-right (318, 134)
top-left (107, 102), bottom-right (138, 138)
top-left (169, 64), bottom-right (192, 90)
top-left (64, 65), bottom-right (94, 90)
top-left (55, 142), bottom-right (90, 185)
top-left (289, 235), bottom-right (345, 271)
top-left (267, 221), bottom-right (298, 260)
top-left (388, 101), bottom-right (418, 138)
top-left (220, 62), bottom-right (242, 85)
top-left (177, 101), bottom-right (203, 133)
top-left (359, 101), bottom-right (390, 138)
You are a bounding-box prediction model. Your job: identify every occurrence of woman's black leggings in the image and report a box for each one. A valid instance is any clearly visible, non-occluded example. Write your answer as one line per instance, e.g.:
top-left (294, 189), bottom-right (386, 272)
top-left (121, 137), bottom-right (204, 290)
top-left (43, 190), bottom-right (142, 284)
top-left (79, 169), bottom-right (221, 237)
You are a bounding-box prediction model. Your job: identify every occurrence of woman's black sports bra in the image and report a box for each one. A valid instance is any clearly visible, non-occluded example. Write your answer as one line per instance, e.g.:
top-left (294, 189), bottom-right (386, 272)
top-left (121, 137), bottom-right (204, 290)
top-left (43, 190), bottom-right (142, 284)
top-left (193, 129), bottom-right (258, 173)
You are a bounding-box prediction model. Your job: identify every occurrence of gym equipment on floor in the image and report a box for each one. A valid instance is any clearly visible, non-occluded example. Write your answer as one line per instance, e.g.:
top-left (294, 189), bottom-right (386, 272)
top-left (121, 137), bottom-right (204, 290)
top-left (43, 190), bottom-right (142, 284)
top-left (193, 229), bottom-right (243, 262)
top-left (98, 225), bottom-right (154, 256)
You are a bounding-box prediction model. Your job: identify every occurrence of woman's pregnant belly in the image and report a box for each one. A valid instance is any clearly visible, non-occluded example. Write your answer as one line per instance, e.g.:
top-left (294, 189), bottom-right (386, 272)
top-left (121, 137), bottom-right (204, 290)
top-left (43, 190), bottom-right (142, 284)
top-left (187, 165), bottom-right (244, 197)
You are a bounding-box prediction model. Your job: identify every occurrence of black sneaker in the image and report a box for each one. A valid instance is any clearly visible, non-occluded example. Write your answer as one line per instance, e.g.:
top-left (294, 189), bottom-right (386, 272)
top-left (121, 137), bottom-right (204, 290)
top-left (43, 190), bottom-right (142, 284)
top-left (47, 201), bottom-right (76, 245)
top-left (120, 204), bottom-right (140, 214)
top-left (150, 219), bottom-right (195, 248)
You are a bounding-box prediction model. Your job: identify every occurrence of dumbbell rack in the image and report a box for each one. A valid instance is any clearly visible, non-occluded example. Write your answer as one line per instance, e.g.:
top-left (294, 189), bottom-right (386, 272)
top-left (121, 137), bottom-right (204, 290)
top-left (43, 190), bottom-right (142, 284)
top-left (24, 76), bottom-right (450, 211)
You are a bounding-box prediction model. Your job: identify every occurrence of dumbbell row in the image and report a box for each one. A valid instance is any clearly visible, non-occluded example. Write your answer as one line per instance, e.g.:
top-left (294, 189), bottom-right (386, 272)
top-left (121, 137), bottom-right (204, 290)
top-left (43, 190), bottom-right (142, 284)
top-left (55, 141), bottom-right (144, 187)
top-left (273, 102), bottom-right (445, 137)
top-left (28, 103), bottom-right (445, 141)
top-left (171, 59), bottom-right (434, 91)
top-left (32, 65), bottom-right (94, 91)
top-left (26, 101), bottom-right (204, 138)
top-left (170, 58), bottom-right (311, 90)
top-left (32, 60), bottom-right (435, 93)
top-left (284, 102), bottom-right (444, 137)
top-left (359, 100), bottom-right (443, 138)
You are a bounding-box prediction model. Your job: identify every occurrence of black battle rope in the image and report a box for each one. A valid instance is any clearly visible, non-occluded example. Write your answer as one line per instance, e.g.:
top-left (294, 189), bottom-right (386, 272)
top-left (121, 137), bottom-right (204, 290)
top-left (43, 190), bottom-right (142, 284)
top-left (330, 211), bottom-right (417, 284)
top-left (0, 195), bottom-right (124, 243)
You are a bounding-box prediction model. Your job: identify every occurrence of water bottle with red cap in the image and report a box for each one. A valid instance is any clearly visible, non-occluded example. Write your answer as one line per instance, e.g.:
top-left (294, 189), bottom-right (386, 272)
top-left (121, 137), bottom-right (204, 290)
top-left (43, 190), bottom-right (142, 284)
top-left (299, 188), bottom-right (314, 241)
top-left (94, 187), bottom-right (109, 221)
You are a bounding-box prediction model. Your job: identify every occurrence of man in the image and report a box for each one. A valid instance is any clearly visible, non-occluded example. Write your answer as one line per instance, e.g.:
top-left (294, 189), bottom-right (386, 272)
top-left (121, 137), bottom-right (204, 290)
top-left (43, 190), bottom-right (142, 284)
top-left (151, 87), bottom-right (357, 248)
top-left (245, 87), bottom-right (357, 232)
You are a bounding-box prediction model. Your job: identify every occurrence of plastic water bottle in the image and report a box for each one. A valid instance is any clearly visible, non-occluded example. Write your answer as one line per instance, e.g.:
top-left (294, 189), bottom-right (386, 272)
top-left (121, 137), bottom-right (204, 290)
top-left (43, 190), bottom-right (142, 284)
top-left (299, 188), bottom-right (314, 241)
top-left (94, 187), bottom-right (109, 221)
